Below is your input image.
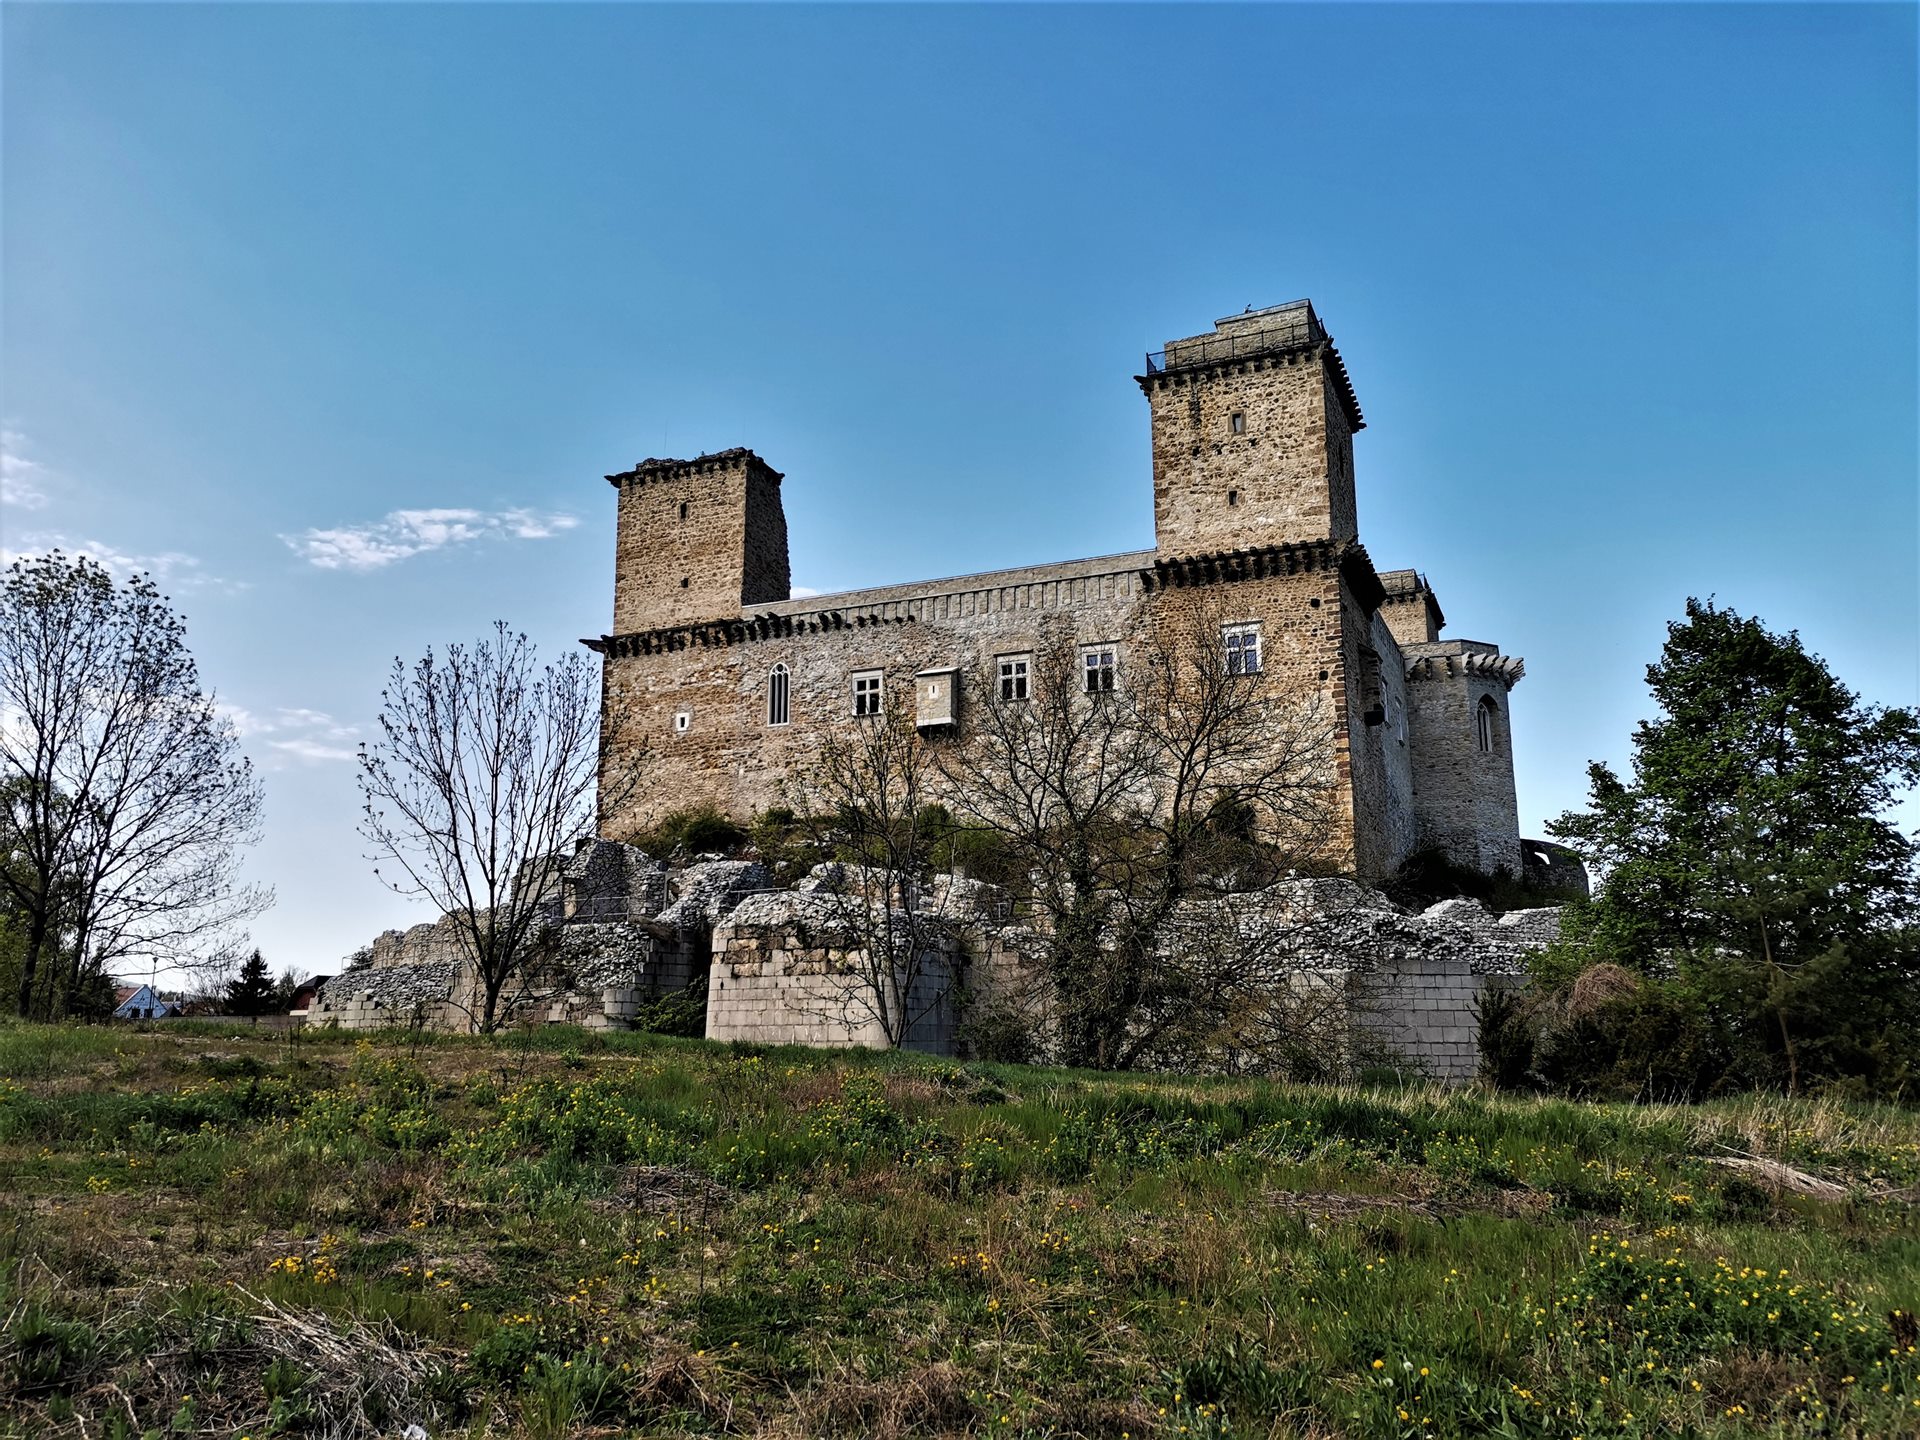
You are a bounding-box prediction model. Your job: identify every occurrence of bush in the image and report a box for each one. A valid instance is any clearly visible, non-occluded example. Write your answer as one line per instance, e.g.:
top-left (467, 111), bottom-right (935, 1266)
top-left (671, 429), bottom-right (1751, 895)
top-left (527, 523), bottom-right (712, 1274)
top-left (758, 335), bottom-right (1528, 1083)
top-left (1488, 965), bottom-right (1728, 1101)
top-left (1385, 846), bottom-right (1550, 914)
top-left (634, 806), bottom-right (748, 859)
top-left (1474, 984), bottom-right (1537, 1091)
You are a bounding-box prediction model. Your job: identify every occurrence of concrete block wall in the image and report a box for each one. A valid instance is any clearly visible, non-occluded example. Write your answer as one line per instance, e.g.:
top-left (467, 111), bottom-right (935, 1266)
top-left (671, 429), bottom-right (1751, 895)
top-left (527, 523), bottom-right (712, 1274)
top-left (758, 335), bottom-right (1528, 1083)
top-left (706, 906), bottom-right (960, 1052)
top-left (1354, 958), bottom-right (1502, 1083)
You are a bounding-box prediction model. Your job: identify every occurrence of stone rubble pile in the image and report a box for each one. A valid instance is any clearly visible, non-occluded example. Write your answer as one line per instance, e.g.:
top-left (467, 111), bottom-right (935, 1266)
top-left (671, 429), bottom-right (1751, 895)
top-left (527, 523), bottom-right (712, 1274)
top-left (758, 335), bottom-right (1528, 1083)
top-left (312, 836), bottom-right (1563, 1081)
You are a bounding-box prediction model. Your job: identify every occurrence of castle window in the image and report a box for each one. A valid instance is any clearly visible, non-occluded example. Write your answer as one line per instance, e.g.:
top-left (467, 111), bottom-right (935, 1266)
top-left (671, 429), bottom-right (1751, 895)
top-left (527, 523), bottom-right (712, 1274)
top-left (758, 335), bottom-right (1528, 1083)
top-left (997, 654), bottom-right (1031, 702)
top-left (679, 501), bottom-right (689, 520)
top-left (1476, 695), bottom-right (1498, 753)
top-left (1223, 623), bottom-right (1262, 676)
top-left (1227, 489), bottom-right (1239, 507)
top-left (1230, 411), bottom-right (1246, 434)
top-left (1082, 645), bottom-right (1118, 694)
top-left (852, 670), bottom-right (883, 718)
top-left (767, 664), bottom-right (790, 727)
top-left (674, 711), bottom-right (691, 734)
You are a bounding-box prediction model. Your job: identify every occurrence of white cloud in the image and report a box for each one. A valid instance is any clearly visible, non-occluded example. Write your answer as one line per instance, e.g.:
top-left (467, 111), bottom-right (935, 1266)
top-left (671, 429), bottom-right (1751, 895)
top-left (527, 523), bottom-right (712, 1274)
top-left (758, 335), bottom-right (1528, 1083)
top-left (1, 428), bottom-right (53, 511)
top-left (0, 531), bottom-right (238, 592)
top-left (790, 585), bottom-right (823, 600)
top-left (268, 737), bottom-right (360, 764)
top-left (283, 506), bottom-right (581, 571)
top-left (220, 703), bottom-right (361, 766)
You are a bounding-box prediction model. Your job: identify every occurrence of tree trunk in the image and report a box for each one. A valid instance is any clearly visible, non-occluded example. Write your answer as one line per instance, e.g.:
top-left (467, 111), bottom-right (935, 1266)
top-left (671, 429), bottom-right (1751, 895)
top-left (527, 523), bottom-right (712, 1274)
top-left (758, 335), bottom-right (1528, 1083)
top-left (16, 910), bottom-right (47, 1020)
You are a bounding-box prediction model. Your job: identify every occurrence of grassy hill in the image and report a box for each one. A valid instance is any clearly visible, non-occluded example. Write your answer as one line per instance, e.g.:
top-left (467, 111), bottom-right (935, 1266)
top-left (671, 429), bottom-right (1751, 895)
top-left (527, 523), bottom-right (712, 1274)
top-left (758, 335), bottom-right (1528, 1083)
top-left (1, 1022), bottom-right (1916, 1438)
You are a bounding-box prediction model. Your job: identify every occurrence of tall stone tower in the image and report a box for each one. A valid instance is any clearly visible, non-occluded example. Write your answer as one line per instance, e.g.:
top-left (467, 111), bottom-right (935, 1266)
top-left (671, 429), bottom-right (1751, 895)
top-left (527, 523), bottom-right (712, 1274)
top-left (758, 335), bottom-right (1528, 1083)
top-left (1139, 300), bottom-right (1365, 557)
top-left (606, 449), bottom-right (790, 633)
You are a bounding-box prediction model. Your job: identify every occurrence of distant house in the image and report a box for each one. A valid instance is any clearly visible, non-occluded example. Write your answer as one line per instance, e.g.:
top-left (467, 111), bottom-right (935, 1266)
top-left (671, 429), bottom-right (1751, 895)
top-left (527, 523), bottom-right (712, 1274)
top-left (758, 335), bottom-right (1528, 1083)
top-left (112, 985), bottom-right (181, 1021)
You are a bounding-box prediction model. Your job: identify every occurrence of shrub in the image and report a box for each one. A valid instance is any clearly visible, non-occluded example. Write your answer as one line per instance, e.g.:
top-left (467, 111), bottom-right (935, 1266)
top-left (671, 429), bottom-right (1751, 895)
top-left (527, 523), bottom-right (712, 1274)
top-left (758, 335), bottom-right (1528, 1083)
top-left (1474, 983), bottom-right (1536, 1091)
top-left (634, 806), bottom-right (748, 859)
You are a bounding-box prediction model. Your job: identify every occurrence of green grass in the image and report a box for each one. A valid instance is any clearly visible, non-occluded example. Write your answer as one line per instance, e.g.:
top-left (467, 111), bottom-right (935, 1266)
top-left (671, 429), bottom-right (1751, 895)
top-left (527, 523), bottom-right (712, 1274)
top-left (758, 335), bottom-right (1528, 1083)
top-left (1, 1019), bottom-right (1917, 1438)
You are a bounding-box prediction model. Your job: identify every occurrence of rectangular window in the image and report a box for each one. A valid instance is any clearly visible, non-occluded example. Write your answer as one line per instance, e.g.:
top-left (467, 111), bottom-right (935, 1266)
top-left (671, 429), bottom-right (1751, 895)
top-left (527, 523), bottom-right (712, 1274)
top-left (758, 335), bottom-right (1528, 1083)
top-left (1082, 645), bottom-right (1118, 693)
top-left (997, 654), bottom-right (1030, 702)
top-left (1223, 623), bottom-right (1262, 676)
top-left (1230, 411), bottom-right (1246, 435)
top-left (852, 670), bottom-right (883, 718)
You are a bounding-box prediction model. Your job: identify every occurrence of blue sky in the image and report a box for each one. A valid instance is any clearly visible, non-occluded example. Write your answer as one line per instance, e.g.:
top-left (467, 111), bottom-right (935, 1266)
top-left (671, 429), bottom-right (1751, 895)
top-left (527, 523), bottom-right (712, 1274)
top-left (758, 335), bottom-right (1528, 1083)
top-left (3, 4), bottom-right (1914, 982)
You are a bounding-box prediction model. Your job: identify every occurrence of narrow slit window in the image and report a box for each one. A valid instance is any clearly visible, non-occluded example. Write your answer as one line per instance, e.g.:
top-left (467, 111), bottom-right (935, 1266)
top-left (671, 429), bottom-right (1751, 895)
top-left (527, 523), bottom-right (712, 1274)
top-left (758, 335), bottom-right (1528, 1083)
top-left (1227, 489), bottom-right (1239, 507)
top-left (679, 501), bottom-right (689, 520)
top-left (1230, 412), bottom-right (1246, 434)
top-left (1476, 695), bottom-right (1498, 753)
top-left (998, 654), bottom-right (1031, 702)
top-left (852, 670), bottom-right (883, 718)
top-left (1223, 623), bottom-right (1262, 676)
top-left (1082, 646), bottom-right (1118, 693)
top-left (767, 663), bottom-right (790, 727)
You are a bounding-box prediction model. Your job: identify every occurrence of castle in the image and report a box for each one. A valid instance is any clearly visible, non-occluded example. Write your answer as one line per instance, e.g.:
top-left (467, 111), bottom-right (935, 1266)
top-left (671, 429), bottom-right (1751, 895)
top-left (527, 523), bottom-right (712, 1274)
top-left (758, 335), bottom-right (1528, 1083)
top-left (588, 301), bottom-right (1541, 883)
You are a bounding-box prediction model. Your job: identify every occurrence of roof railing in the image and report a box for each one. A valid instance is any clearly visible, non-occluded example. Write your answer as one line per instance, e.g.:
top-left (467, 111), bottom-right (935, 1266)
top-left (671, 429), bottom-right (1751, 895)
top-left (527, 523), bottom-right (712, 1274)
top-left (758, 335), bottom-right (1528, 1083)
top-left (1144, 313), bottom-right (1327, 375)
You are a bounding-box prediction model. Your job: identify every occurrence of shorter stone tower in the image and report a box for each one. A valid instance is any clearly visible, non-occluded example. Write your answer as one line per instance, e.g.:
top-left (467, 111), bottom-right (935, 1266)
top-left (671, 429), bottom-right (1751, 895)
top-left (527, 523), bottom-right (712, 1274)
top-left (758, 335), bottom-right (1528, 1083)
top-left (607, 449), bottom-right (790, 633)
top-left (1401, 642), bottom-right (1525, 876)
top-left (1140, 300), bottom-right (1365, 557)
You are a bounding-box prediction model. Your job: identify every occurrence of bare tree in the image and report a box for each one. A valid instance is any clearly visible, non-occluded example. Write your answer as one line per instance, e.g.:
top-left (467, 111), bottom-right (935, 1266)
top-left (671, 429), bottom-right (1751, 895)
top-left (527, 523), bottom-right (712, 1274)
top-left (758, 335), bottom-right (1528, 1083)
top-left (788, 677), bottom-right (955, 1049)
top-left (0, 553), bottom-right (267, 1019)
top-left (357, 622), bottom-right (621, 1033)
top-left (942, 605), bottom-right (1341, 1070)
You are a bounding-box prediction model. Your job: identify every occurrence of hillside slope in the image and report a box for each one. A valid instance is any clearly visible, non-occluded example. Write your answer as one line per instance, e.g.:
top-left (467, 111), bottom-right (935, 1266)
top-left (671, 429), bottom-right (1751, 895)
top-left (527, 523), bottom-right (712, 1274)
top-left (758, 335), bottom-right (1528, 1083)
top-left (2, 1022), bottom-right (1916, 1438)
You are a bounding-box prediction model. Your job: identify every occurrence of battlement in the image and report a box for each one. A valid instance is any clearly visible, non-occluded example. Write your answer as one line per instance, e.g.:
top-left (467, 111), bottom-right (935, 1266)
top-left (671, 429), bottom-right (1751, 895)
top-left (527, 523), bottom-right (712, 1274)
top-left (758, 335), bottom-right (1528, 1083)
top-left (608, 449), bottom-right (784, 489)
top-left (1142, 300), bottom-right (1363, 433)
top-left (1403, 641), bottom-right (1525, 689)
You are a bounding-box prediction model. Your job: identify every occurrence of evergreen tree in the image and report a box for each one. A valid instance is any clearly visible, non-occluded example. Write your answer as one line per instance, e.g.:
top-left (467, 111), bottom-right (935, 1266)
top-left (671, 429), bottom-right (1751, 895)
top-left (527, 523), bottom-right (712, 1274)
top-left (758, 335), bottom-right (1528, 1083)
top-left (225, 948), bottom-right (276, 1019)
top-left (1547, 599), bottom-right (1920, 1092)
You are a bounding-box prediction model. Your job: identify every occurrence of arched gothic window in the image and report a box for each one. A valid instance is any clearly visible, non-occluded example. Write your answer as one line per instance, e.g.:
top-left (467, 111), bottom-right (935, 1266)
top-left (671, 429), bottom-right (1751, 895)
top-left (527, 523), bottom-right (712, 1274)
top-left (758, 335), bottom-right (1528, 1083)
top-left (768, 663), bottom-right (790, 727)
top-left (1476, 695), bottom-right (1498, 754)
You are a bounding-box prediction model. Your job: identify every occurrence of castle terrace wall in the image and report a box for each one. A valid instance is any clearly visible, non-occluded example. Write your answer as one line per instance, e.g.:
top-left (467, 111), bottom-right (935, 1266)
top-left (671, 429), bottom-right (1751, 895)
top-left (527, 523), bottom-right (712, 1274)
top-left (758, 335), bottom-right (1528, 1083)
top-left (1357, 962), bottom-right (1522, 1083)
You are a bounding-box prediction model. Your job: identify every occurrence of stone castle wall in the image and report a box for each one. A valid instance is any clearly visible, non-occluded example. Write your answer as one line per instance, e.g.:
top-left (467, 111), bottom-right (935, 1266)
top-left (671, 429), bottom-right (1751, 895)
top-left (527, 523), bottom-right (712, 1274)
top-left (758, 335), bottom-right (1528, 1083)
top-left (588, 302), bottom-right (1531, 886)
top-left (599, 559), bottom-right (1388, 873)
top-left (1403, 642), bottom-right (1525, 875)
top-left (311, 837), bottom-right (1560, 1084)
top-left (611, 452), bottom-right (790, 633)
top-left (1144, 347), bottom-right (1358, 559)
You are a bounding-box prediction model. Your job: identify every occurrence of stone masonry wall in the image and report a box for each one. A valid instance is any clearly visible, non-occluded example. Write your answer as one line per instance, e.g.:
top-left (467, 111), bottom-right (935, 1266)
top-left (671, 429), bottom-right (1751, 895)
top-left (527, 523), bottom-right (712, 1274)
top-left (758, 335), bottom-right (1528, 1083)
top-left (1145, 350), bottom-right (1357, 559)
top-left (611, 452), bottom-right (790, 633)
top-left (598, 561), bottom-right (1373, 872)
top-left (707, 890), bottom-right (960, 1052)
top-left (1403, 643), bottom-right (1524, 875)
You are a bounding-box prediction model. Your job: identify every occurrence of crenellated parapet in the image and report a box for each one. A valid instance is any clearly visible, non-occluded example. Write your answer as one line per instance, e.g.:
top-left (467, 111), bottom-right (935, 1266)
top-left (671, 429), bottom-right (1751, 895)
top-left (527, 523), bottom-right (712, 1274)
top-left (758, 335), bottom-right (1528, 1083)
top-left (1405, 648), bottom-right (1525, 690)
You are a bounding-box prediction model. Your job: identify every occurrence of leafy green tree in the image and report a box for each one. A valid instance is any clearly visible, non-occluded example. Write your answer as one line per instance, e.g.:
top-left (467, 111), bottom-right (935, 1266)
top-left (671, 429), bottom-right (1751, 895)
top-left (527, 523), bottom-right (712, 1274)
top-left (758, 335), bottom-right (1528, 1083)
top-left (1547, 599), bottom-right (1920, 1092)
top-left (225, 948), bottom-right (277, 1019)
